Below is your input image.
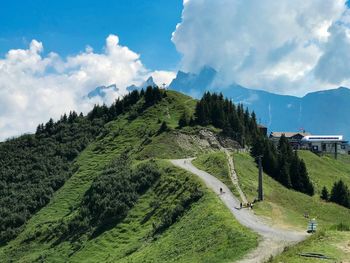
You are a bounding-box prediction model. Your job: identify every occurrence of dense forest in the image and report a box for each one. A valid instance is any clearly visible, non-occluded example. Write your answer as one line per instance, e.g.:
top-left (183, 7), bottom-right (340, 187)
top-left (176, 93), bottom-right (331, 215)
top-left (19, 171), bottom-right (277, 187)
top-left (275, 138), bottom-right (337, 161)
top-left (180, 92), bottom-right (314, 196)
top-left (0, 86), bottom-right (166, 244)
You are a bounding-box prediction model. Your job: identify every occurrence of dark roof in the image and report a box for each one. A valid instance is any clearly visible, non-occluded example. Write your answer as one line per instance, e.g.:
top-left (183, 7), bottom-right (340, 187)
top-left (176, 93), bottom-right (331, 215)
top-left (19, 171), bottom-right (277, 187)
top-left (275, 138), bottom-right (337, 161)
top-left (270, 132), bottom-right (311, 138)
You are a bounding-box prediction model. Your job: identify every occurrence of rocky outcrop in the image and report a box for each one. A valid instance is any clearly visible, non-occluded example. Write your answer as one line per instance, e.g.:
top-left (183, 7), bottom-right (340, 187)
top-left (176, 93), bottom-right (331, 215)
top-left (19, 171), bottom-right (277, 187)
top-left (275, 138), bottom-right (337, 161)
top-left (175, 128), bottom-right (242, 153)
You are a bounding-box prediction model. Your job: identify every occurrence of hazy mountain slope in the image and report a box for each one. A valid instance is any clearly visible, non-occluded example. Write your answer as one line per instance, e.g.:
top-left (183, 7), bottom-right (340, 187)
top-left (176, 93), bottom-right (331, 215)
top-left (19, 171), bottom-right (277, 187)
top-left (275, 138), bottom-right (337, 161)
top-left (169, 67), bottom-right (350, 138)
top-left (300, 87), bottom-right (350, 136)
top-left (169, 66), bottom-right (217, 98)
top-left (87, 84), bottom-right (118, 98)
top-left (221, 85), bottom-right (302, 131)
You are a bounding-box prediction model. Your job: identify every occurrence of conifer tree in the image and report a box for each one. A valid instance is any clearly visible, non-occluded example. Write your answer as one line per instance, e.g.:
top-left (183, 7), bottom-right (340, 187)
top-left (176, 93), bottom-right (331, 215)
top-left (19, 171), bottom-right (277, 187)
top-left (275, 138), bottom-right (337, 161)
top-left (45, 118), bottom-right (55, 134)
top-left (278, 158), bottom-right (292, 188)
top-left (178, 112), bottom-right (188, 128)
top-left (289, 152), bottom-right (301, 190)
top-left (194, 101), bottom-right (206, 125)
top-left (330, 180), bottom-right (350, 208)
top-left (144, 86), bottom-right (154, 105)
top-left (61, 113), bottom-right (68, 122)
top-left (321, 186), bottom-right (329, 201)
top-left (36, 124), bottom-right (44, 135)
top-left (263, 140), bottom-right (278, 178)
top-left (299, 159), bottom-right (314, 195)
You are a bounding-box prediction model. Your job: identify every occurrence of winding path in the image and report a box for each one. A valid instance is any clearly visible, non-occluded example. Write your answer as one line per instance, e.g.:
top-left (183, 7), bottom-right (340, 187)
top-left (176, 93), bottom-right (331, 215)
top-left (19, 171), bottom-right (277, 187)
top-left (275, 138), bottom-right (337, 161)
top-left (223, 149), bottom-right (248, 204)
top-left (170, 158), bottom-right (308, 263)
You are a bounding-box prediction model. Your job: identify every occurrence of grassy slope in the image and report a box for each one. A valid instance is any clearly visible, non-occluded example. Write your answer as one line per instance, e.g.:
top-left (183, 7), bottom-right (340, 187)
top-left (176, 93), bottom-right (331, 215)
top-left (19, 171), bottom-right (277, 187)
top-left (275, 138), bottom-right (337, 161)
top-left (0, 91), bottom-right (258, 262)
top-left (299, 150), bottom-right (350, 193)
top-left (67, 162), bottom-right (258, 263)
top-left (192, 152), bottom-right (241, 198)
top-left (192, 152), bottom-right (229, 185)
top-left (233, 152), bottom-right (350, 262)
top-left (271, 229), bottom-right (350, 262)
top-left (233, 152), bottom-right (350, 229)
top-left (193, 150), bottom-right (350, 261)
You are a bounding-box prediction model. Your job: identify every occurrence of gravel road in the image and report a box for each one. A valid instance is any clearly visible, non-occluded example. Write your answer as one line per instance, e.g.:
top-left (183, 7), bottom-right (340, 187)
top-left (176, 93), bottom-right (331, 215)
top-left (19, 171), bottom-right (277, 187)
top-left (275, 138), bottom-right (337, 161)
top-left (171, 158), bottom-right (308, 263)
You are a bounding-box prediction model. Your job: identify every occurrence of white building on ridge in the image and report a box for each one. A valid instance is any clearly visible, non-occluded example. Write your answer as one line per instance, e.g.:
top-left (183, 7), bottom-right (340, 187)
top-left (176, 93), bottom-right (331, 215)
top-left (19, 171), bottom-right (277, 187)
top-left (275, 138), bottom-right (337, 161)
top-left (301, 135), bottom-right (349, 155)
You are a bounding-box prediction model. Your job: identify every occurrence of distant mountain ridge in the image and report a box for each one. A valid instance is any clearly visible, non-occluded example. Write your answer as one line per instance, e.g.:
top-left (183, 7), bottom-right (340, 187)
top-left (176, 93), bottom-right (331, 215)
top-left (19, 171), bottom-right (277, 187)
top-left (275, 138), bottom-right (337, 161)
top-left (87, 84), bottom-right (118, 99)
top-left (169, 66), bottom-right (217, 98)
top-left (169, 67), bottom-right (350, 139)
top-left (126, 76), bottom-right (157, 92)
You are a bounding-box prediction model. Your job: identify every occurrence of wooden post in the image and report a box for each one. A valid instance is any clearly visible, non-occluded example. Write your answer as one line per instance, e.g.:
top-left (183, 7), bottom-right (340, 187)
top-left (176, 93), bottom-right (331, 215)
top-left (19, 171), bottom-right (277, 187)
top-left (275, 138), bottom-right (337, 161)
top-left (258, 155), bottom-right (263, 201)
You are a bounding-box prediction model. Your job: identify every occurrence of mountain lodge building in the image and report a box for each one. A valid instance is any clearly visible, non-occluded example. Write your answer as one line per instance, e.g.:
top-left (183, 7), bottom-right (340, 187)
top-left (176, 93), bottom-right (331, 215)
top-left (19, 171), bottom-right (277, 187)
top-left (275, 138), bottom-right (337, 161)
top-left (269, 132), bottom-right (349, 156)
top-left (269, 131), bottom-right (311, 149)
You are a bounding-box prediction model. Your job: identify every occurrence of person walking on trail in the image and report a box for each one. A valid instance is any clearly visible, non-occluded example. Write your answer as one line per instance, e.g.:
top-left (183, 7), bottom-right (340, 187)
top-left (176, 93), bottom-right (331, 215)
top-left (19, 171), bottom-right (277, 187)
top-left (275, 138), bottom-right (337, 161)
top-left (220, 187), bottom-right (223, 194)
top-left (240, 202), bottom-right (242, 209)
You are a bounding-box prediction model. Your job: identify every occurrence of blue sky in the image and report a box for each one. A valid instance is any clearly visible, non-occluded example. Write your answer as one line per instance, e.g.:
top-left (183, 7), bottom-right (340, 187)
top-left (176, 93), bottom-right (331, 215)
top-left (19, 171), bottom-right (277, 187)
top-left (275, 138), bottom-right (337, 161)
top-left (0, 0), bottom-right (183, 70)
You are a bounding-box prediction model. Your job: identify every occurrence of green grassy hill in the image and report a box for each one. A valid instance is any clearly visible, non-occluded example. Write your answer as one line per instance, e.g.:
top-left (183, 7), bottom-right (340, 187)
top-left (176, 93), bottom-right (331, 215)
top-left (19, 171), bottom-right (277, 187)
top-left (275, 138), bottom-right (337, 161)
top-left (193, 151), bottom-right (350, 261)
top-left (299, 150), bottom-right (350, 193)
top-left (0, 91), bottom-right (258, 263)
top-left (1, 89), bottom-right (350, 262)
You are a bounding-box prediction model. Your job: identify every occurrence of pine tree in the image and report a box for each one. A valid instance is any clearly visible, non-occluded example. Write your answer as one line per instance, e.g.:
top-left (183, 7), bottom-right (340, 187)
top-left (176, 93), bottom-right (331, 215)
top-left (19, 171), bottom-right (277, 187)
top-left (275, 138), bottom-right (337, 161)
top-left (140, 88), bottom-right (145, 97)
top-left (278, 158), bottom-right (292, 188)
top-left (68, 111), bottom-right (78, 123)
top-left (278, 134), bottom-right (293, 161)
top-left (262, 140), bottom-right (278, 179)
top-left (194, 101), bottom-right (205, 125)
top-left (144, 86), bottom-right (154, 106)
top-left (320, 186), bottom-right (329, 201)
top-left (61, 113), bottom-right (68, 122)
top-left (45, 118), bottom-right (54, 134)
top-left (249, 111), bottom-right (258, 140)
top-left (36, 124), bottom-right (44, 135)
top-left (251, 136), bottom-right (264, 157)
top-left (178, 112), bottom-right (188, 128)
top-left (289, 152), bottom-right (301, 191)
top-left (330, 180), bottom-right (350, 208)
top-left (299, 159), bottom-right (314, 196)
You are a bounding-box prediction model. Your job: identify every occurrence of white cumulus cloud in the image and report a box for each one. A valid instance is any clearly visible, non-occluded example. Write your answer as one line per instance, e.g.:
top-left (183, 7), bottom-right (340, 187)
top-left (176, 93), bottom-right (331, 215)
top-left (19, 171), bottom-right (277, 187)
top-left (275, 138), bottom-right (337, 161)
top-left (0, 35), bottom-right (174, 141)
top-left (172, 0), bottom-right (350, 95)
